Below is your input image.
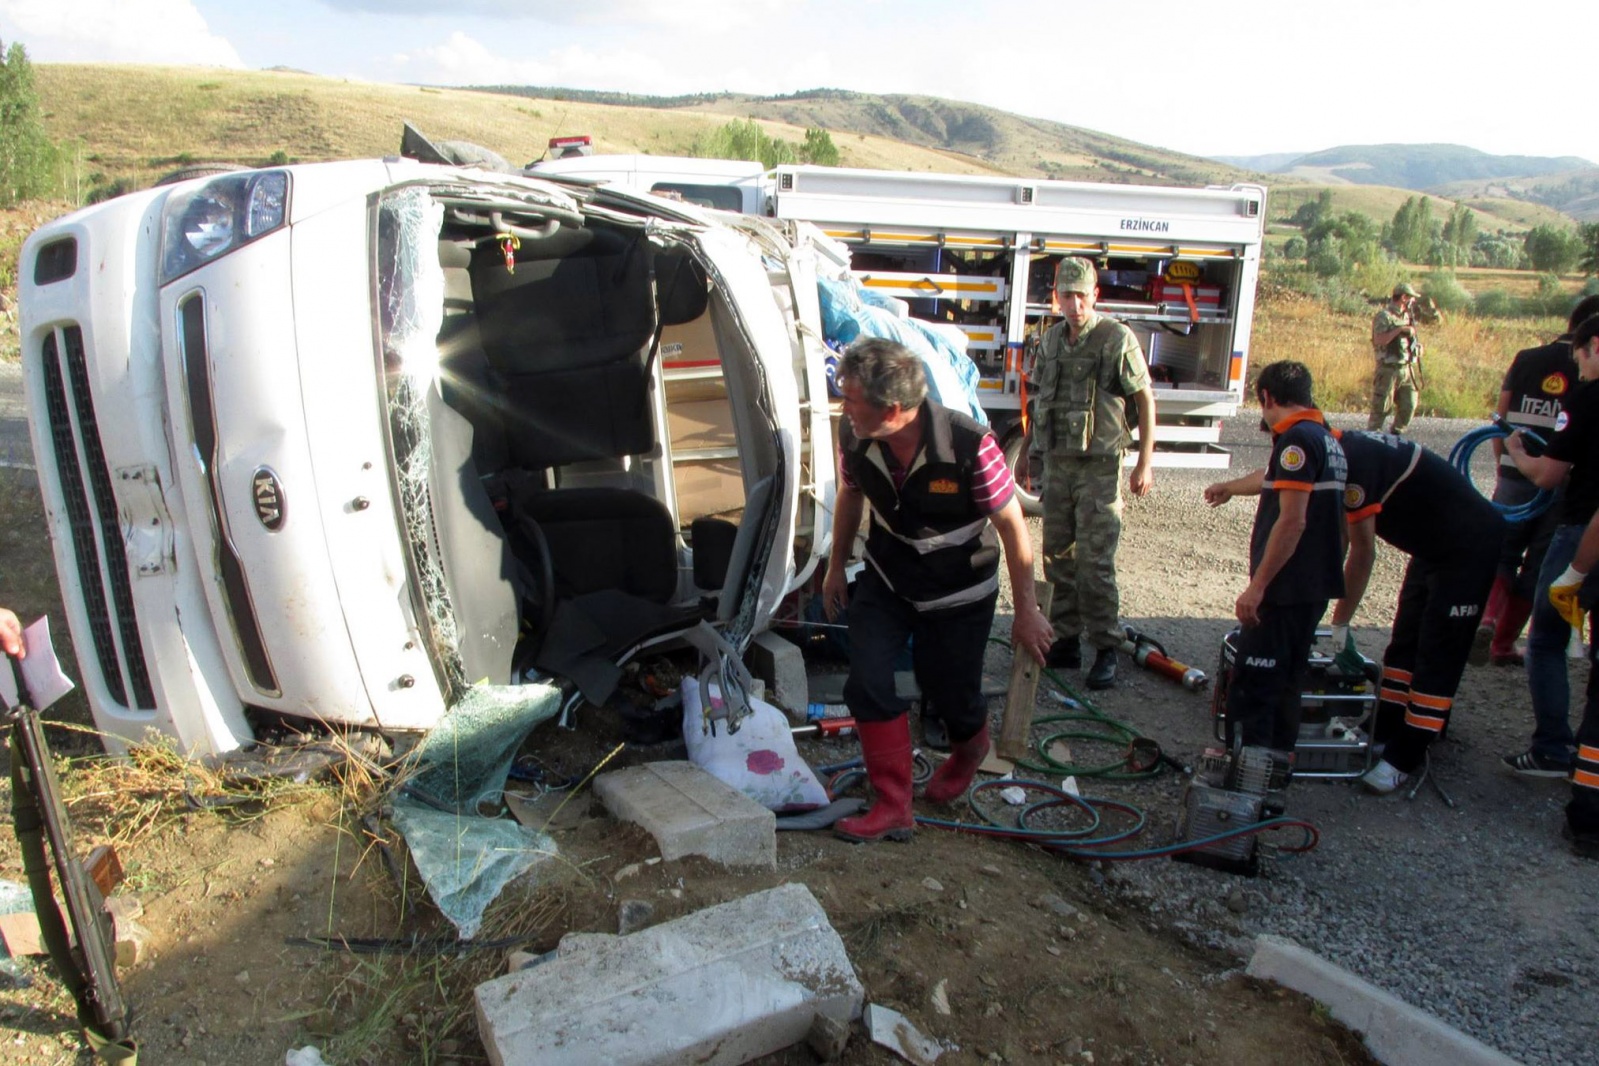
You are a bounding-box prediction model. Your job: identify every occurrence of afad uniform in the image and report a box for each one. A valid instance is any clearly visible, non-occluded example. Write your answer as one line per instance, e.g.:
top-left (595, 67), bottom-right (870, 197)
top-left (1489, 337), bottom-right (1575, 648)
top-left (1500, 338), bottom-right (1576, 481)
top-left (1228, 410), bottom-right (1347, 751)
top-left (1337, 430), bottom-right (1504, 773)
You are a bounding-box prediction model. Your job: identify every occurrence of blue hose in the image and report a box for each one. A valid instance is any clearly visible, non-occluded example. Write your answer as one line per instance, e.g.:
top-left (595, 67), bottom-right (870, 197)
top-left (1448, 422), bottom-right (1552, 523)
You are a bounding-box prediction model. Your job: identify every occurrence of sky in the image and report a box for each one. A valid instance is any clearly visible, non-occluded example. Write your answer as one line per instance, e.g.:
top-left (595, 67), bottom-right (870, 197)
top-left (1, 0), bottom-right (1595, 165)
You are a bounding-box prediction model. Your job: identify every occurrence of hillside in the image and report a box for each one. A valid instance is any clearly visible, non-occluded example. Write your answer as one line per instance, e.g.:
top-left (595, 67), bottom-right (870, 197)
top-left (33, 65), bottom-right (1258, 197)
top-left (1431, 169), bottom-right (1599, 223)
top-left (1225, 143), bottom-right (1592, 190)
top-left (31, 65), bottom-right (1014, 195)
top-left (471, 85), bottom-right (1251, 187)
top-left (25, 64), bottom-right (1581, 238)
top-left (1269, 182), bottom-right (1575, 234)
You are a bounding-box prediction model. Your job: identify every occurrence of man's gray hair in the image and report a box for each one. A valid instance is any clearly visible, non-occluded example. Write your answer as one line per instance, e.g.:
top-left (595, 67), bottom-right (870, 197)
top-left (839, 337), bottom-right (928, 410)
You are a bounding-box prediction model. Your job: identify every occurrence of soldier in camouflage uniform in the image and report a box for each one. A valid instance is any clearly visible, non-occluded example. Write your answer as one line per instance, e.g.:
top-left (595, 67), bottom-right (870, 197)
top-left (1033, 258), bottom-right (1155, 689)
top-left (1369, 282), bottom-right (1426, 433)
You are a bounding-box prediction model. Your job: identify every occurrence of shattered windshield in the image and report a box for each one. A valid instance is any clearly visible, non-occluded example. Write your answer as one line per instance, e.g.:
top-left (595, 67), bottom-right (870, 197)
top-left (376, 186), bottom-right (467, 697)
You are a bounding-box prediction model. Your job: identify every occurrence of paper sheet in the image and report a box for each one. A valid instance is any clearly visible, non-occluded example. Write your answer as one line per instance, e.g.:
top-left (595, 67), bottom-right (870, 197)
top-left (0, 616), bottom-right (77, 711)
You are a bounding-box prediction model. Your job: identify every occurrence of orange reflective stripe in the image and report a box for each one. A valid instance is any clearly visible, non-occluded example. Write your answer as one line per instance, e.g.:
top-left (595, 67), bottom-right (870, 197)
top-left (1404, 709), bottom-right (1447, 733)
top-left (1573, 767), bottom-right (1599, 789)
top-left (1379, 688), bottom-right (1411, 705)
top-left (1409, 692), bottom-right (1454, 711)
top-left (1381, 667), bottom-right (1414, 683)
top-left (1578, 744), bottom-right (1599, 763)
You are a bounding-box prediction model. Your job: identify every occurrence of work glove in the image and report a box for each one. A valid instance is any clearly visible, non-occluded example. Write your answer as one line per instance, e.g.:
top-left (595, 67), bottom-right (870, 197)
top-left (1330, 624), bottom-right (1364, 676)
top-left (1549, 564), bottom-right (1588, 634)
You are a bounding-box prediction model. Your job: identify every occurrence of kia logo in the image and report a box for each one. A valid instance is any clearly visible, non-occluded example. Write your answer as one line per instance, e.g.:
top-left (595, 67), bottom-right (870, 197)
top-left (252, 467), bottom-right (286, 531)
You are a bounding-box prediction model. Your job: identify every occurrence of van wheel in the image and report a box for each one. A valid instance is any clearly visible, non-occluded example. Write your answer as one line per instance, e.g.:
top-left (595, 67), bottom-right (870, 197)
top-left (154, 163), bottom-right (247, 187)
top-left (1002, 425), bottom-right (1044, 517)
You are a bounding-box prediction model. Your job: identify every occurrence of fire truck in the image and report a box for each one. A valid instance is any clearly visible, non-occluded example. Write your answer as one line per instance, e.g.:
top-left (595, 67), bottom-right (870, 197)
top-left (536, 151), bottom-right (1268, 509)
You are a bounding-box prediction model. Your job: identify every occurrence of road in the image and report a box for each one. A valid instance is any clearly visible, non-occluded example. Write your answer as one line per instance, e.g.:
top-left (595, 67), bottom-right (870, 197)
top-left (0, 361), bottom-right (35, 469)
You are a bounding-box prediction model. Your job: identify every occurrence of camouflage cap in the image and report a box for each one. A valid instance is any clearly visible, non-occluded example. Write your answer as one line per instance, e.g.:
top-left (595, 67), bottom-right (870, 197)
top-left (1054, 257), bottom-right (1098, 295)
top-left (1393, 282), bottom-right (1419, 298)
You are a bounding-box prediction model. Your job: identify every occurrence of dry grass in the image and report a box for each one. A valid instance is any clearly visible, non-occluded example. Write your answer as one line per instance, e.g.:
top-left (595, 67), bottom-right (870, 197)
top-left (34, 65), bottom-right (1006, 199)
top-left (1252, 286), bottom-right (1560, 417)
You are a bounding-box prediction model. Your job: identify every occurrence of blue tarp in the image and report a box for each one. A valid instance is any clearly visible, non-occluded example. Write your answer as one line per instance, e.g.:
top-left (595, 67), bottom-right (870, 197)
top-left (817, 275), bottom-right (987, 424)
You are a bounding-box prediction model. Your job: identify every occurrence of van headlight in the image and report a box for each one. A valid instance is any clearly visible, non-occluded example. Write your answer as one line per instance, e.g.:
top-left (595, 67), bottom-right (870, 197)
top-left (160, 170), bottom-right (291, 284)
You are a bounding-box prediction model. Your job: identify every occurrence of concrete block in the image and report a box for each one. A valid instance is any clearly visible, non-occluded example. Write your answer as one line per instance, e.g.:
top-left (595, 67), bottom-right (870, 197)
top-left (1247, 935), bottom-right (1519, 1066)
top-left (476, 882), bottom-right (863, 1066)
top-left (746, 631), bottom-right (807, 716)
top-left (595, 761), bottom-right (776, 868)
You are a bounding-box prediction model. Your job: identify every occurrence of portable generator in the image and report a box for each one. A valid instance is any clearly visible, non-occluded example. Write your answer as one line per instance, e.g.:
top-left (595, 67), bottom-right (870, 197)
top-left (1173, 629), bottom-right (1377, 876)
top-left (1174, 743), bottom-right (1289, 876)
top-left (1210, 627), bottom-right (1379, 778)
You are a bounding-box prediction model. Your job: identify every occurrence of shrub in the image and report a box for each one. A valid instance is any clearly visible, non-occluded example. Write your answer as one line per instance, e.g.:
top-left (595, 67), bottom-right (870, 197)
top-left (1422, 272), bottom-right (1473, 314)
top-left (1521, 273), bottom-right (1569, 318)
top-left (1283, 235), bottom-right (1307, 259)
top-left (1472, 289), bottom-right (1516, 318)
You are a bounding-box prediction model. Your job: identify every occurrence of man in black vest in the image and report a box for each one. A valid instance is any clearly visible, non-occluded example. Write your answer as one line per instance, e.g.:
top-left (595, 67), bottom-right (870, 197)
top-left (823, 338), bottom-right (1053, 843)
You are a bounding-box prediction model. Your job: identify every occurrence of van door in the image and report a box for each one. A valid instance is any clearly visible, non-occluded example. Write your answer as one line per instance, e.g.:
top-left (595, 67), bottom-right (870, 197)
top-left (723, 217), bottom-right (837, 591)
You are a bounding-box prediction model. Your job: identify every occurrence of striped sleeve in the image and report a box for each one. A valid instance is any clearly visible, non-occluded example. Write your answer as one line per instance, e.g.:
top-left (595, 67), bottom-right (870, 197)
top-left (971, 433), bottom-right (1015, 515)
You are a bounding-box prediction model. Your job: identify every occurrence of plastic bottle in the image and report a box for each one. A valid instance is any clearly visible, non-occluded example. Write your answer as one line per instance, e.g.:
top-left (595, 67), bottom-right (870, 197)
top-left (806, 702), bottom-right (850, 722)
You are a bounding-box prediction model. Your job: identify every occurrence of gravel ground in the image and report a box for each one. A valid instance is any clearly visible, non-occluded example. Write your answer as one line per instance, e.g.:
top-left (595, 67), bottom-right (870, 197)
top-left (1006, 412), bottom-right (1596, 1066)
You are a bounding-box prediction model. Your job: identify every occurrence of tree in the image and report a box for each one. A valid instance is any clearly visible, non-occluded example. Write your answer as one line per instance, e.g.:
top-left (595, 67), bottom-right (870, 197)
top-left (1578, 222), bottom-right (1599, 277)
top-left (1524, 224), bottom-right (1582, 274)
top-left (799, 128), bottom-right (839, 167)
top-left (1442, 203), bottom-right (1477, 251)
top-left (1388, 196), bottom-right (1436, 263)
top-left (690, 120), bottom-right (841, 169)
top-left (1305, 210), bottom-right (1382, 274)
top-left (0, 37), bottom-right (60, 207)
top-left (1290, 188), bottom-right (1334, 230)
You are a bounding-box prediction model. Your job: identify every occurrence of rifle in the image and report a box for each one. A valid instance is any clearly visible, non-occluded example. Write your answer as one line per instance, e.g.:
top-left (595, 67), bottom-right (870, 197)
top-left (7, 654), bottom-right (137, 1062)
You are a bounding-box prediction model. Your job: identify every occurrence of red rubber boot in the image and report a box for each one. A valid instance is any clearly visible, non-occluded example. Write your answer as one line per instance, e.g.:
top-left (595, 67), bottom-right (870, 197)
top-left (1491, 594), bottom-right (1533, 663)
top-left (924, 723), bottom-right (991, 804)
top-left (835, 717), bottom-right (915, 843)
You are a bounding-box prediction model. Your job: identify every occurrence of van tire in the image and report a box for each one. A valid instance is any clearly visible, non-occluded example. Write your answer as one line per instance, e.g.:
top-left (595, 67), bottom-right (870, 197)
top-left (155, 163), bottom-right (247, 187)
top-left (1001, 425), bottom-right (1044, 517)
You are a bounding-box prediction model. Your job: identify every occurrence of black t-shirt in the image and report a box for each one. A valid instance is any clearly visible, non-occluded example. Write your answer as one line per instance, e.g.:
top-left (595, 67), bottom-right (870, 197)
top-left (1338, 430), bottom-right (1502, 558)
top-left (1250, 411), bottom-right (1347, 604)
top-left (1500, 338), bottom-right (1576, 483)
top-left (1544, 379), bottom-right (1599, 526)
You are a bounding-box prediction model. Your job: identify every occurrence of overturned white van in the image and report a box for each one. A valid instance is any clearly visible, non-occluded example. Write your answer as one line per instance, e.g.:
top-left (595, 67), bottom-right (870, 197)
top-left (19, 160), bottom-right (836, 754)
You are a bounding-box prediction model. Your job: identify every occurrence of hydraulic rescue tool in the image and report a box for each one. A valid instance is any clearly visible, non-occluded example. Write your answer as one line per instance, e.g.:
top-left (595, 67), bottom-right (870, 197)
top-left (1119, 627), bottom-right (1208, 691)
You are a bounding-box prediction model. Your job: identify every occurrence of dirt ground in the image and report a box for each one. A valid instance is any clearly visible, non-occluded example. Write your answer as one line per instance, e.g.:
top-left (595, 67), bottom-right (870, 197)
top-left (0, 414), bottom-right (1475, 1066)
top-left (21, 404), bottom-right (1547, 1061)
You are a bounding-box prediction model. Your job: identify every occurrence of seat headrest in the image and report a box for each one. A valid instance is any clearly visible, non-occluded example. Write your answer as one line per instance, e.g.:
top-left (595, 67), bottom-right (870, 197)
top-left (655, 250), bottom-right (710, 327)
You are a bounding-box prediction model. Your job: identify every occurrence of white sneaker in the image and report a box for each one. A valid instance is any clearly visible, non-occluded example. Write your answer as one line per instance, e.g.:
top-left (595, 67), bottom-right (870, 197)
top-left (1361, 759), bottom-right (1409, 795)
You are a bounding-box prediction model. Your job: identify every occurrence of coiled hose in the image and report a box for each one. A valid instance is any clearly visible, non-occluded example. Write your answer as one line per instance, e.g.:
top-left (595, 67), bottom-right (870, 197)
top-left (1448, 422), bottom-right (1553, 523)
top-left (825, 646), bottom-right (1319, 862)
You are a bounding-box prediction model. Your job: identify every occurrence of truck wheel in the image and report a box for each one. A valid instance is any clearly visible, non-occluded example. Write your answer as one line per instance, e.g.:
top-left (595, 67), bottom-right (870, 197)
top-left (1002, 425), bottom-right (1044, 517)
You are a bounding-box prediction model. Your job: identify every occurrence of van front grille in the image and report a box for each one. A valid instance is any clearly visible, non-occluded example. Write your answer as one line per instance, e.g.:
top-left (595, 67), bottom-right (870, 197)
top-left (40, 326), bottom-right (156, 710)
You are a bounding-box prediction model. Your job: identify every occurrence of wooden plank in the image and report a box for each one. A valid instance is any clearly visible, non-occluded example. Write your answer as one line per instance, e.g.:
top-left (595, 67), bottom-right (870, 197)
top-left (996, 581), bottom-right (1053, 762)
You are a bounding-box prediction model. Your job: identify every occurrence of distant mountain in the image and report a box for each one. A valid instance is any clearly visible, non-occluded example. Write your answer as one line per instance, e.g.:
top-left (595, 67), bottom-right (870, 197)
top-left (1432, 169), bottom-right (1599, 223)
top-left (1213, 151), bottom-right (1307, 173)
top-left (1222, 143), bottom-right (1594, 191)
top-left (471, 85), bottom-right (1248, 187)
